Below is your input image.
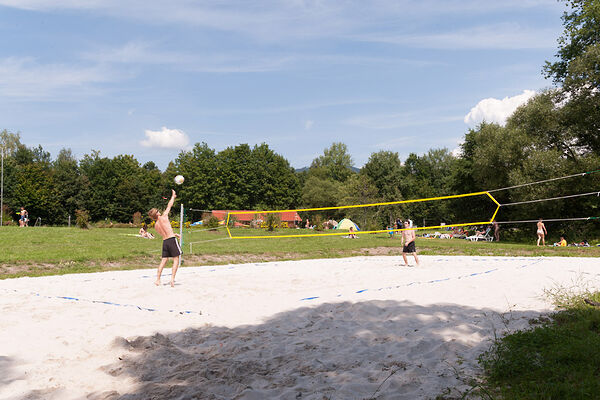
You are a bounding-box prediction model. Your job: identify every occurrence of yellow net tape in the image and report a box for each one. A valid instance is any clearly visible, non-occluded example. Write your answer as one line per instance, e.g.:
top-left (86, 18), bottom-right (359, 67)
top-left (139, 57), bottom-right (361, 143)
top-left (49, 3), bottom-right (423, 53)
top-left (225, 191), bottom-right (500, 239)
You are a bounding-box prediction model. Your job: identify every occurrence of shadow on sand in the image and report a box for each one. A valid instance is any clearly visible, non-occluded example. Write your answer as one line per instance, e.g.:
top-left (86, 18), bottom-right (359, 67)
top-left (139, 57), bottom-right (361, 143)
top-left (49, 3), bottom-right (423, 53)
top-left (92, 300), bottom-right (540, 400)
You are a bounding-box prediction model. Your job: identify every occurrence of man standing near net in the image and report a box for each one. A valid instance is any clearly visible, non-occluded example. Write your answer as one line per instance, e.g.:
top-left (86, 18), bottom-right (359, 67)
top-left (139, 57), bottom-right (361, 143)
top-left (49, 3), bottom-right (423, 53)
top-left (148, 189), bottom-right (182, 287)
top-left (401, 220), bottom-right (419, 266)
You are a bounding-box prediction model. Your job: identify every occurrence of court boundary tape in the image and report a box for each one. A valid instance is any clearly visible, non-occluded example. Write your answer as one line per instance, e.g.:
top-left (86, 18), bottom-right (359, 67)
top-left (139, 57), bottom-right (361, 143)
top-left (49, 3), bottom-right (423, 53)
top-left (0, 287), bottom-right (202, 315)
top-left (299, 257), bottom-right (546, 301)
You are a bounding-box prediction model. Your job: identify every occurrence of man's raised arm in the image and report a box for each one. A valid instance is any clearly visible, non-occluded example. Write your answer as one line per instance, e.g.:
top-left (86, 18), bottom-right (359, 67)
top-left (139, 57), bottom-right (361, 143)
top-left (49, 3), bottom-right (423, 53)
top-left (164, 189), bottom-right (177, 216)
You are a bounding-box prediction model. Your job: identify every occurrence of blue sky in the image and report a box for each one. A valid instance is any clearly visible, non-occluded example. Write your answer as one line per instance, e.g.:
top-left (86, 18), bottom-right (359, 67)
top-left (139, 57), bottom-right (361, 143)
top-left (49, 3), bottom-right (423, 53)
top-left (0, 1), bottom-right (565, 169)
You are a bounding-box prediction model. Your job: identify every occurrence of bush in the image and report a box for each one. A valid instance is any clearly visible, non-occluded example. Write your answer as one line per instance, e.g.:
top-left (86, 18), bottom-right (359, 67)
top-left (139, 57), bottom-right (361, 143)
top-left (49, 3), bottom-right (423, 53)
top-left (312, 214), bottom-right (324, 231)
top-left (1, 205), bottom-right (14, 226)
top-left (227, 215), bottom-right (238, 228)
top-left (265, 213), bottom-right (280, 232)
top-left (203, 215), bottom-right (220, 230)
top-left (132, 211), bottom-right (142, 225)
top-left (75, 209), bottom-right (90, 229)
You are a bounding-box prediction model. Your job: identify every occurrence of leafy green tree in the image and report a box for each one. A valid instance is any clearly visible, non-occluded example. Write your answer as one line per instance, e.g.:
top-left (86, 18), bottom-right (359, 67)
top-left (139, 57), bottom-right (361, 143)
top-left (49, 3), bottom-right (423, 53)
top-left (399, 149), bottom-right (459, 226)
top-left (543, 0), bottom-right (600, 153)
top-left (172, 142), bottom-right (299, 212)
top-left (214, 144), bottom-right (255, 209)
top-left (10, 145), bottom-right (60, 224)
top-left (506, 90), bottom-right (580, 159)
top-left (169, 143), bottom-right (218, 211)
top-left (0, 130), bottom-right (22, 155)
top-left (310, 142), bottom-right (355, 182)
top-left (248, 143), bottom-right (300, 209)
top-left (361, 150), bottom-right (403, 200)
top-left (0, 131), bottom-right (21, 223)
top-left (339, 174), bottom-right (381, 230)
top-left (301, 175), bottom-right (342, 209)
top-left (544, 0), bottom-right (600, 92)
top-left (112, 154), bottom-right (148, 222)
top-left (139, 161), bottom-right (164, 219)
top-left (53, 149), bottom-right (85, 221)
top-left (79, 151), bottom-right (150, 222)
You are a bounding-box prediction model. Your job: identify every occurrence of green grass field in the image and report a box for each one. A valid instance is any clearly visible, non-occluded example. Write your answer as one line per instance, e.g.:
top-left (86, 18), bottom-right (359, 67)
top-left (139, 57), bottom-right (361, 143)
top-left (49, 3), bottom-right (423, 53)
top-left (478, 291), bottom-right (600, 399)
top-left (1, 226), bottom-right (599, 279)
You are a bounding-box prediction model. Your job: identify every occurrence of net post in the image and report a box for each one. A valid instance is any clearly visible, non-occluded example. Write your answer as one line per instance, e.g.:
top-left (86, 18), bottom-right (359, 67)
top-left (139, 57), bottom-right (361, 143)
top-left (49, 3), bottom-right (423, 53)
top-left (226, 212), bottom-right (232, 238)
top-left (179, 203), bottom-right (184, 266)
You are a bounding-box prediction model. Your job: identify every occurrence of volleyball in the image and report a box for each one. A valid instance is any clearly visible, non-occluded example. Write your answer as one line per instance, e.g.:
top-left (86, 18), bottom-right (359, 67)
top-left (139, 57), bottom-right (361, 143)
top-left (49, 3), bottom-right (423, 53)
top-left (174, 175), bottom-right (185, 185)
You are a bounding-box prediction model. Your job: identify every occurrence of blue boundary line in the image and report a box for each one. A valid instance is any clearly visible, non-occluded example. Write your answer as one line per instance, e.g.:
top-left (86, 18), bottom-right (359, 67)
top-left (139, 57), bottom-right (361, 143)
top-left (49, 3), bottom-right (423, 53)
top-left (1, 257), bottom-right (549, 312)
top-left (299, 258), bottom-right (545, 301)
top-left (0, 288), bottom-right (202, 315)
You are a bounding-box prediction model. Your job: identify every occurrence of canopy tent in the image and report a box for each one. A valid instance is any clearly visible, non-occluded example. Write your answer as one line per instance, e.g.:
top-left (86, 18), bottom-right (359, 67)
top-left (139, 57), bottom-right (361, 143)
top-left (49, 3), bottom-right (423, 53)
top-left (334, 218), bottom-right (360, 231)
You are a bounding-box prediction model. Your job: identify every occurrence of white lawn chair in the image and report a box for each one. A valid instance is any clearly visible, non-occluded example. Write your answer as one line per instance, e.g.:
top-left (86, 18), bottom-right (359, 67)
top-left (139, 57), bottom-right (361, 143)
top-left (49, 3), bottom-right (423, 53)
top-left (466, 227), bottom-right (493, 242)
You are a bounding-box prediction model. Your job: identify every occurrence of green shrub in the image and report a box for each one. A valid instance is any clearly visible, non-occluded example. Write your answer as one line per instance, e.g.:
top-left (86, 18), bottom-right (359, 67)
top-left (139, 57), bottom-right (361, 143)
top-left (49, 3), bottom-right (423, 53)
top-left (203, 215), bottom-right (220, 230)
top-left (312, 214), bottom-right (324, 231)
top-left (227, 215), bottom-right (238, 228)
top-left (132, 211), bottom-right (142, 225)
top-left (1, 205), bottom-right (14, 226)
top-left (265, 213), bottom-right (280, 232)
top-left (75, 209), bottom-right (90, 229)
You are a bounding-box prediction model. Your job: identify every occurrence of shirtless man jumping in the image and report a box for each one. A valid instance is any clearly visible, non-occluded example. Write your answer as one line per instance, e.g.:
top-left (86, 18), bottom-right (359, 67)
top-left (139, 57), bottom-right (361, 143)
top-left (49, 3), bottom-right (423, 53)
top-left (148, 190), bottom-right (182, 287)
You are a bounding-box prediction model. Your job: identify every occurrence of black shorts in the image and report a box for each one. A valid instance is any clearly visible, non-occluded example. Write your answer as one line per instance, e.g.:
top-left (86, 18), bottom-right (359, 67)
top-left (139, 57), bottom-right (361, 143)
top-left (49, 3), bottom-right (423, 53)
top-left (162, 237), bottom-right (182, 258)
top-left (403, 241), bottom-right (416, 253)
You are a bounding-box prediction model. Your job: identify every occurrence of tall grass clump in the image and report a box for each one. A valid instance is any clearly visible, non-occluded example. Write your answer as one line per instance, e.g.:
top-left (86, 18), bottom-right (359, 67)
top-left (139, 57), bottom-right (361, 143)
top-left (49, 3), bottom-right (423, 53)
top-left (75, 209), bottom-right (90, 229)
top-left (478, 280), bottom-right (600, 399)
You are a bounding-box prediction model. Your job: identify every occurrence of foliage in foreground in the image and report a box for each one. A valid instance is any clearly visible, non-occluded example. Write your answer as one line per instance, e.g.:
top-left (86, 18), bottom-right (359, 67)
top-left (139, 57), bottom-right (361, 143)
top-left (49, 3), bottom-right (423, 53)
top-left (478, 291), bottom-right (600, 399)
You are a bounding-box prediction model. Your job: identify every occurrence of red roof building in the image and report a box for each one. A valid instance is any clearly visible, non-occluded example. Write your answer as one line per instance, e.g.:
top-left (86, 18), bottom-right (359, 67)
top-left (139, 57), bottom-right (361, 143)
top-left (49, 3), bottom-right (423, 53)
top-left (211, 210), bottom-right (302, 223)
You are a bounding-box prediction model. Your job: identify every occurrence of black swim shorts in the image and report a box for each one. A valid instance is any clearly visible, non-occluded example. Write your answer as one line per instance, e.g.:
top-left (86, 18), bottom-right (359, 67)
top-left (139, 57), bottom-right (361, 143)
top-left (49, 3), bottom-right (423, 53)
top-left (403, 241), bottom-right (416, 253)
top-left (162, 237), bottom-right (182, 258)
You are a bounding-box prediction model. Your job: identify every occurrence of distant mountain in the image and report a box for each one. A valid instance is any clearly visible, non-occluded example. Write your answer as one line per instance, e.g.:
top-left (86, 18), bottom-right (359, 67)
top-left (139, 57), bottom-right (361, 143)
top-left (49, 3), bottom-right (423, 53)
top-left (295, 166), bottom-right (360, 173)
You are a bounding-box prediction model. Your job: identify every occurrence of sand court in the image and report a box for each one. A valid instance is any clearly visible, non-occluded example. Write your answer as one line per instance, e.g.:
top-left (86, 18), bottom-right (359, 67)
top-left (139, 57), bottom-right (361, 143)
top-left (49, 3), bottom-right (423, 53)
top-left (1, 255), bottom-right (599, 399)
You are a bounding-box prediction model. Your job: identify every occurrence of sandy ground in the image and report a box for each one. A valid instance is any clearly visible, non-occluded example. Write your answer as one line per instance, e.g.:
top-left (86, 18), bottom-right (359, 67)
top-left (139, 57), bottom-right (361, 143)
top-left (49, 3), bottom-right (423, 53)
top-left (1, 255), bottom-right (599, 400)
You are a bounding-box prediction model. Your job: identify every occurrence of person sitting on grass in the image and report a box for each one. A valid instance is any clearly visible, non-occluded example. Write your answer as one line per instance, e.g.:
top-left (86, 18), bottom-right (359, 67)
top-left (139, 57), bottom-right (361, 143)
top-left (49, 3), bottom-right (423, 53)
top-left (553, 236), bottom-right (567, 247)
top-left (348, 226), bottom-right (357, 239)
top-left (139, 223), bottom-right (155, 239)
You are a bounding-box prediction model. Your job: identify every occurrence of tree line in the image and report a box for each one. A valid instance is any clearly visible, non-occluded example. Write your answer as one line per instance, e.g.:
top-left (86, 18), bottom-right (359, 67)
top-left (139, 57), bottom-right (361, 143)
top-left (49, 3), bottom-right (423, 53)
top-left (1, 0), bottom-right (598, 239)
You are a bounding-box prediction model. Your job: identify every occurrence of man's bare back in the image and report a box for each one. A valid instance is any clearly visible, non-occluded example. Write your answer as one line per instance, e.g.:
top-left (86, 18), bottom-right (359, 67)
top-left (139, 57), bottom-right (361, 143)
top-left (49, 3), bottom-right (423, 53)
top-left (155, 213), bottom-right (177, 240)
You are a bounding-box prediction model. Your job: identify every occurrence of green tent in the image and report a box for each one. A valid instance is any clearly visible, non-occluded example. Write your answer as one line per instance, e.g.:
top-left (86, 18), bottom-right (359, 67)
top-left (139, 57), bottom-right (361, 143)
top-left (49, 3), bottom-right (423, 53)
top-left (334, 218), bottom-right (360, 230)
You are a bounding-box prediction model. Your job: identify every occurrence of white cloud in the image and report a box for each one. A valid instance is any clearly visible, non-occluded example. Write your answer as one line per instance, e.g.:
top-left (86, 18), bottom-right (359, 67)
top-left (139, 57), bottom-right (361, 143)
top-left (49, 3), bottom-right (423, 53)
top-left (464, 90), bottom-right (536, 126)
top-left (345, 111), bottom-right (462, 130)
top-left (0, 1), bottom-right (563, 44)
top-left (304, 120), bottom-right (314, 130)
top-left (83, 41), bottom-right (297, 73)
top-left (140, 127), bottom-right (190, 149)
top-left (450, 145), bottom-right (462, 157)
top-left (0, 57), bottom-right (116, 99)
top-left (357, 23), bottom-right (557, 50)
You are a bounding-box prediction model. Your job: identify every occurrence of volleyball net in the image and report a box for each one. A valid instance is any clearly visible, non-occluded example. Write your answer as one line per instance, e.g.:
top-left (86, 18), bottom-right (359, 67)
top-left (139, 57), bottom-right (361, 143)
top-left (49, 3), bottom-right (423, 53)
top-left (223, 191), bottom-right (500, 239)
top-left (221, 169), bottom-right (600, 240)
